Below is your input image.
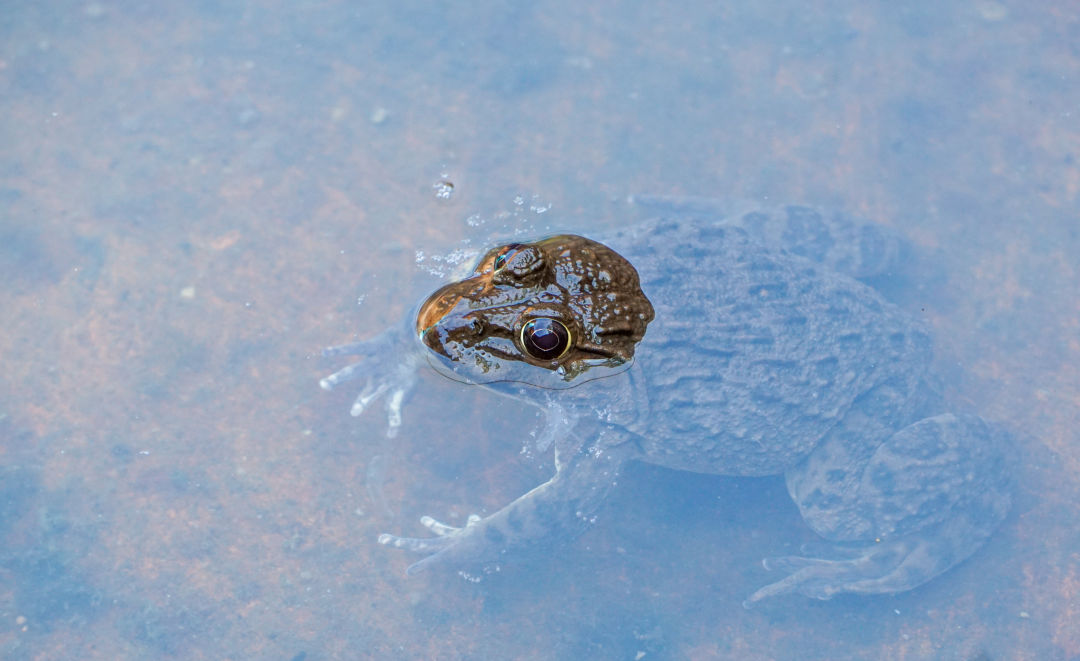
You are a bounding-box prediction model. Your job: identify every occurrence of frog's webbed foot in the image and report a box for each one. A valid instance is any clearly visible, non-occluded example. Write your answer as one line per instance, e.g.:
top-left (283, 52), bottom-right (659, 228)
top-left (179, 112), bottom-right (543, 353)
top-left (743, 537), bottom-right (931, 606)
top-left (378, 443), bottom-right (627, 576)
top-left (378, 514), bottom-right (493, 575)
top-left (320, 326), bottom-right (420, 437)
top-left (752, 412), bottom-right (1014, 606)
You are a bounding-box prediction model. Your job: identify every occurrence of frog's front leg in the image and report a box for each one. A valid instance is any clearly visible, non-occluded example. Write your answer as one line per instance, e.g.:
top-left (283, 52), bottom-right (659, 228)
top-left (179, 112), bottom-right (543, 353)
top-left (379, 440), bottom-right (630, 574)
top-left (747, 411), bottom-right (1012, 605)
top-left (320, 322), bottom-right (422, 438)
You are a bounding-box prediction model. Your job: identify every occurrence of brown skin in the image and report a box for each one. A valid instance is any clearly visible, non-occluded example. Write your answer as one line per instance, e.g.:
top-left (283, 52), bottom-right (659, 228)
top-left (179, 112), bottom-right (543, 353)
top-left (416, 235), bottom-right (655, 381)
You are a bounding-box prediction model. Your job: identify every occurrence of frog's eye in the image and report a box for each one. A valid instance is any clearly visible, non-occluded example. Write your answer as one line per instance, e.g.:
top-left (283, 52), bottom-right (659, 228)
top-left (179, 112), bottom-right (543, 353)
top-left (493, 243), bottom-right (526, 272)
top-left (520, 318), bottom-right (571, 361)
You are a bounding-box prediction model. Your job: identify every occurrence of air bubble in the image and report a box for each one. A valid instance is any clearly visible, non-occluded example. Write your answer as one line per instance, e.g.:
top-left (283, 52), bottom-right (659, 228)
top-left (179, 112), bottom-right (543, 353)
top-left (433, 177), bottom-right (455, 200)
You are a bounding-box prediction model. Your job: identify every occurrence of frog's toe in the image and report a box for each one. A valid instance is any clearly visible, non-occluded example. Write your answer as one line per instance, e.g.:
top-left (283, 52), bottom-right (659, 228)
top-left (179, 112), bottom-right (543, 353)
top-left (377, 535), bottom-right (455, 575)
top-left (378, 514), bottom-right (469, 549)
top-left (349, 380), bottom-right (390, 416)
top-left (323, 360), bottom-right (416, 435)
top-left (378, 513), bottom-right (489, 574)
top-left (745, 556), bottom-right (854, 606)
top-left (746, 537), bottom-right (939, 605)
top-left (377, 531), bottom-right (450, 553)
top-left (319, 359), bottom-right (363, 391)
top-left (420, 513), bottom-right (481, 536)
top-left (321, 326), bottom-right (422, 433)
top-left (761, 554), bottom-right (840, 573)
top-left (383, 386), bottom-right (410, 437)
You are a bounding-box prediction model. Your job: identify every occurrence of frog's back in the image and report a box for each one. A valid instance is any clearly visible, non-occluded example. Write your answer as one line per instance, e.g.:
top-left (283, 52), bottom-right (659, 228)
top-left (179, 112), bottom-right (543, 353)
top-left (606, 216), bottom-right (932, 476)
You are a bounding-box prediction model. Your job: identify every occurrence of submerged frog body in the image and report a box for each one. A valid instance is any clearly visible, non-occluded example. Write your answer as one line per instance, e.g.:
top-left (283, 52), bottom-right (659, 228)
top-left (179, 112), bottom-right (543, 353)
top-left (320, 202), bottom-right (1012, 603)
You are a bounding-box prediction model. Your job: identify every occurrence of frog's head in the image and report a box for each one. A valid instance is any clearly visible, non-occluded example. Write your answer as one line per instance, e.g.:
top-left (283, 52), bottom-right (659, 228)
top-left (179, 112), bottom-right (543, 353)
top-left (416, 234), bottom-right (654, 388)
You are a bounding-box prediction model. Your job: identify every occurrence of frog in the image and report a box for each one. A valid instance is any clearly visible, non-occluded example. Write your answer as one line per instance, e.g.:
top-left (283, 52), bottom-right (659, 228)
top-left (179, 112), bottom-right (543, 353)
top-left (319, 199), bottom-right (1013, 603)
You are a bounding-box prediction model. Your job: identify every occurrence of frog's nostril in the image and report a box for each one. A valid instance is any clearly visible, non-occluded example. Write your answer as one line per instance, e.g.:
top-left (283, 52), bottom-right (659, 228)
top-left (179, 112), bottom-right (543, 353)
top-left (442, 315), bottom-right (483, 336)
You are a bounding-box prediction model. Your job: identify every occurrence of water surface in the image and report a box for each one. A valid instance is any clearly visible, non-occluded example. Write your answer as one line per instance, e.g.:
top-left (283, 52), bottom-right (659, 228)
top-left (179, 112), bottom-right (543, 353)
top-left (1, 2), bottom-right (1077, 659)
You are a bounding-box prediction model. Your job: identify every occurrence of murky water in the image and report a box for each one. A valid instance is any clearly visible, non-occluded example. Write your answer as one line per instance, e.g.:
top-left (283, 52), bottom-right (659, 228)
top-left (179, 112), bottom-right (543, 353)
top-left (1, 2), bottom-right (1077, 659)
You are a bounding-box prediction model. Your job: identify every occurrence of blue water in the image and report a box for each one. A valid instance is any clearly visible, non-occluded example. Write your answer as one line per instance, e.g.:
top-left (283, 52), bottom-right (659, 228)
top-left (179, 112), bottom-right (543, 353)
top-left (1, 2), bottom-right (1077, 659)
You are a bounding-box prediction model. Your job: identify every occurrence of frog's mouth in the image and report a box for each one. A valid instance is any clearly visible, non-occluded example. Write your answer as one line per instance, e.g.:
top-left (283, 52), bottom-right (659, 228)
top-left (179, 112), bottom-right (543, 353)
top-left (419, 336), bottom-right (634, 390)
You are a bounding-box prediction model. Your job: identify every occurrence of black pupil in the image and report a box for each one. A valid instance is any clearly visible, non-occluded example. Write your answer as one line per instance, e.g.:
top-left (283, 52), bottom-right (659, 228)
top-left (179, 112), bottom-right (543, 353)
top-left (521, 318), bottom-right (569, 361)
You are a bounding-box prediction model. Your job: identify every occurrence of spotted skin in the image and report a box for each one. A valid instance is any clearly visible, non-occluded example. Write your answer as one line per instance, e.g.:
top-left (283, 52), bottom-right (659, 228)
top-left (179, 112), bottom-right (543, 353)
top-left (321, 203), bottom-right (1012, 603)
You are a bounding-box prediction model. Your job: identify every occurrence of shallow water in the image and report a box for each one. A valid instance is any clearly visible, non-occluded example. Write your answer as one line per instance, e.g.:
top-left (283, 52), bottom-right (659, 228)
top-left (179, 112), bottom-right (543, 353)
top-left (1, 2), bottom-right (1078, 659)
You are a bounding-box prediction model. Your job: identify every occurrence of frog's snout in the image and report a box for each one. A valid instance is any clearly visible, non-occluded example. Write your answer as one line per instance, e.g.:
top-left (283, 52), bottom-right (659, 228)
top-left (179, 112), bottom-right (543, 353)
top-left (417, 283), bottom-right (487, 359)
top-left (416, 283), bottom-right (461, 335)
top-left (421, 311), bottom-right (483, 354)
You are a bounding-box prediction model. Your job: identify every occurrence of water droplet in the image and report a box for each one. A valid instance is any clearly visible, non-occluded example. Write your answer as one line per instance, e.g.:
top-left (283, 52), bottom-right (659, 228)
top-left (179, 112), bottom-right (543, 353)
top-left (433, 178), bottom-right (455, 200)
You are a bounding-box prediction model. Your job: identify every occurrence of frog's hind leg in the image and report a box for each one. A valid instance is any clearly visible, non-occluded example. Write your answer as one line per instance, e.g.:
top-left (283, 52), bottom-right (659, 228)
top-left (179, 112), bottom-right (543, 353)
top-left (748, 411), bottom-right (1013, 604)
